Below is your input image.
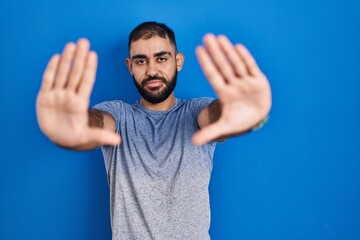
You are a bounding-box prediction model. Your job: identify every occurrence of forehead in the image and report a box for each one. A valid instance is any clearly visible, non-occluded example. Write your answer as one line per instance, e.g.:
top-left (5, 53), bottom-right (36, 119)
top-left (129, 36), bottom-right (175, 57)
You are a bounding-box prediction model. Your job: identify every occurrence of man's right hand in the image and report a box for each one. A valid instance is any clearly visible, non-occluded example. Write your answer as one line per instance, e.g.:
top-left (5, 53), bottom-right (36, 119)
top-left (36, 38), bottom-right (121, 150)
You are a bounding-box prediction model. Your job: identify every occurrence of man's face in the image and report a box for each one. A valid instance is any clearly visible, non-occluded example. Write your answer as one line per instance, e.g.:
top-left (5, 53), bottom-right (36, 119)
top-left (126, 36), bottom-right (184, 104)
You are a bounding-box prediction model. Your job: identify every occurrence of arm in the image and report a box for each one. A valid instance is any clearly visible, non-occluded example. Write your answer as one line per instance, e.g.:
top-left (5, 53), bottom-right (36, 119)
top-left (36, 39), bottom-right (121, 151)
top-left (193, 34), bottom-right (272, 145)
top-left (197, 100), bottom-right (269, 142)
top-left (197, 100), bottom-right (251, 143)
top-left (66, 109), bottom-right (117, 151)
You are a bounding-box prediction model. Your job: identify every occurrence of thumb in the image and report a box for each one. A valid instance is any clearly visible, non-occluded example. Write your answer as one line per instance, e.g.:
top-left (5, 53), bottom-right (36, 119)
top-left (192, 122), bottom-right (224, 146)
top-left (87, 128), bottom-right (122, 146)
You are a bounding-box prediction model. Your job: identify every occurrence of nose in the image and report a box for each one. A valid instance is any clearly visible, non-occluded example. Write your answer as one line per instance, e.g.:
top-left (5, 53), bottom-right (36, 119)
top-left (145, 60), bottom-right (158, 77)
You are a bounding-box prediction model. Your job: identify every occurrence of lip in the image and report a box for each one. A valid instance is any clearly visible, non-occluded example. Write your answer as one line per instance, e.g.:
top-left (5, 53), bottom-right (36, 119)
top-left (144, 80), bottom-right (164, 88)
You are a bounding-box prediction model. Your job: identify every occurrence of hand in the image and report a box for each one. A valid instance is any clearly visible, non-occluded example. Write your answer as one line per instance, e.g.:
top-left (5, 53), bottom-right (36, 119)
top-left (36, 38), bottom-right (121, 149)
top-left (192, 34), bottom-right (272, 145)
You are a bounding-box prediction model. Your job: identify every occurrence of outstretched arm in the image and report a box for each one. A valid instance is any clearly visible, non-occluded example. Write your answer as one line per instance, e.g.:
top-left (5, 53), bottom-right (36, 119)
top-left (193, 34), bottom-right (271, 145)
top-left (36, 39), bottom-right (121, 151)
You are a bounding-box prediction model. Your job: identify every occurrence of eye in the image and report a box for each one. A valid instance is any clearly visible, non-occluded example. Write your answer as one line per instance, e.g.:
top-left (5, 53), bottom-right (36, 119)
top-left (135, 59), bottom-right (146, 65)
top-left (157, 57), bottom-right (167, 63)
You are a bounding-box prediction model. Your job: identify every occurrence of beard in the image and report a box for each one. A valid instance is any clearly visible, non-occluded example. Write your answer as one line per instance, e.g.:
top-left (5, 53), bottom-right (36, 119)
top-left (133, 70), bottom-right (178, 104)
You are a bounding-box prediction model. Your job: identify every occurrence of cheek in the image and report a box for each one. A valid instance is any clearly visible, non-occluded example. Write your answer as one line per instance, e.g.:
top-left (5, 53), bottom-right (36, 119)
top-left (132, 68), bottom-right (145, 80)
top-left (164, 63), bottom-right (177, 77)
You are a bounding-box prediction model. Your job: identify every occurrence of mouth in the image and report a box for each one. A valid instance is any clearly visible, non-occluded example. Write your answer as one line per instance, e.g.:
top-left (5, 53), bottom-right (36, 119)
top-left (143, 79), bottom-right (164, 88)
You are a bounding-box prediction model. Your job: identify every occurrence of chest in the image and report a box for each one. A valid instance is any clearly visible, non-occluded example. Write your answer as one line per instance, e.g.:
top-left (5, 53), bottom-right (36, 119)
top-left (116, 108), bottom-right (212, 177)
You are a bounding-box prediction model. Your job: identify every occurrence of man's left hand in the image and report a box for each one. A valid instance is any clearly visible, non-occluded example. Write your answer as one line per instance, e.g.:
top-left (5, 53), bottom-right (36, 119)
top-left (192, 34), bottom-right (272, 146)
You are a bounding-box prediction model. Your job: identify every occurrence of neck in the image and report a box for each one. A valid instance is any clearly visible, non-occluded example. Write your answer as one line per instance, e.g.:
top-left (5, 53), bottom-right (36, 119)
top-left (141, 93), bottom-right (176, 111)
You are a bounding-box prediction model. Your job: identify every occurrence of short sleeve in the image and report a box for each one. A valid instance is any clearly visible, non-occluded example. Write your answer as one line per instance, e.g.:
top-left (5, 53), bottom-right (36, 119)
top-left (189, 97), bottom-right (215, 118)
top-left (91, 101), bottom-right (125, 174)
top-left (92, 100), bottom-right (124, 133)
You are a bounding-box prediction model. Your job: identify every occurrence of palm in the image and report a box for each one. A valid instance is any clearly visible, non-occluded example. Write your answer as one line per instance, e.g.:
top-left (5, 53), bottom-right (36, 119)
top-left (216, 73), bottom-right (270, 134)
top-left (37, 90), bottom-right (89, 146)
top-left (36, 39), bottom-right (120, 149)
top-left (193, 34), bottom-right (271, 145)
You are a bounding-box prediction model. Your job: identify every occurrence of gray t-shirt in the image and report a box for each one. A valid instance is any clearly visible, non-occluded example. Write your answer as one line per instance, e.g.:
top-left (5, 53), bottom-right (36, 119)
top-left (93, 98), bottom-right (216, 240)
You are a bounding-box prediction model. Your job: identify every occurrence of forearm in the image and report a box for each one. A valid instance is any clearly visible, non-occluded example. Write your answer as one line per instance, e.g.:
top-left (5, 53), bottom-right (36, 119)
top-left (55, 141), bottom-right (100, 151)
top-left (199, 100), bottom-right (268, 142)
top-left (208, 100), bottom-right (251, 141)
top-left (208, 99), bottom-right (221, 124)
top-left (89, 109), bottom-right (117, 131)
top-left (65, 110), bottom-right (105, 151)
top-left (57, 109), bottom-right (116, 151)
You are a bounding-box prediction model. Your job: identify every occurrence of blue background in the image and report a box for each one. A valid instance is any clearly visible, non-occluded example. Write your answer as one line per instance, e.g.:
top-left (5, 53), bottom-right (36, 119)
top-left (1, 0), bottom-right (359, 239)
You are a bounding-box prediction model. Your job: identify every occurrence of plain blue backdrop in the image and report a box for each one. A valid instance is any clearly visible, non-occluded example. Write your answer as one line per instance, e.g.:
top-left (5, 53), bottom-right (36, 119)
top-left (0, 0), bottom-right (359, 239)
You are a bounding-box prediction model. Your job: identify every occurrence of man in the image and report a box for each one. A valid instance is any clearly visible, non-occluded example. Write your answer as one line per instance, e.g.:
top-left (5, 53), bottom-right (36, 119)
top-left (36, 22), bottom-right (271, 239)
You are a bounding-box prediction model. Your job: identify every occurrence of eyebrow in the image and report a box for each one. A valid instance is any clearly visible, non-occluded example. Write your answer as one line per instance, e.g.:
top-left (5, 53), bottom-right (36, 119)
top-left (154, 51), bottom-right (172, 57)
top-left (131, 51), bottom-right (172, 60)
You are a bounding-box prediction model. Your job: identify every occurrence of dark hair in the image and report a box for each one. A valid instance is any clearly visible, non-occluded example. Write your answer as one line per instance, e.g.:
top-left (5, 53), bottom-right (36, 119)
top-left (128, 21), bottom-right (177, 52)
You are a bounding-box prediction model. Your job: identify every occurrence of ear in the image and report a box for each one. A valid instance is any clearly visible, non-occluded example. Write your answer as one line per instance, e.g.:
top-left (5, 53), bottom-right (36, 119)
top-left (126, 58), bottom-right (133, 75)
top-left (175, 53), bottom-right (185, 72)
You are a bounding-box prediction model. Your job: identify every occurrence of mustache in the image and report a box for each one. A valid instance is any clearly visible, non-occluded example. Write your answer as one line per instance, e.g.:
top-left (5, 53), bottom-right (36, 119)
top-left (141, 75), bottom-right (168, 87)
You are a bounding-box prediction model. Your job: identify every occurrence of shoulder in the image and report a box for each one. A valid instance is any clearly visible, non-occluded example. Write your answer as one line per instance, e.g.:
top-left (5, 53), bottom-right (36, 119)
top-left (91, 100), bottom-right (134, 119)
top-left (179, 97), bottom-right (214, 106)
top-left (174, 98), bottom-right (215, 123)
top-left (181, 97), bottom-right (215, 112)
top-left (92, 100), bottom-right (127, 110)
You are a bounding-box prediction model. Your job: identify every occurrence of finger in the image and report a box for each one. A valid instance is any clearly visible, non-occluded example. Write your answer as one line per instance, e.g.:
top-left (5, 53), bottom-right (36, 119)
top-left (54, 42), bottom-right (76, 89)
top-left (217, 35), bottom-right (247, 78)
top-left (78, 51), bottom-right (98, 98)
top-left (196, 46), bottom-right (225, 91)
top-left (87, 128), bottom-right (122, 146)
top-left (235, 44), bottom-right (262, 76)
top-left (202, 34), bottom-right (235, 82)
top-left (67, 38), bottom-right (90, 90)
top-left (192, 122), bottom-right (225, 146)
top-left (40, 54), bottom-right (60, 92)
